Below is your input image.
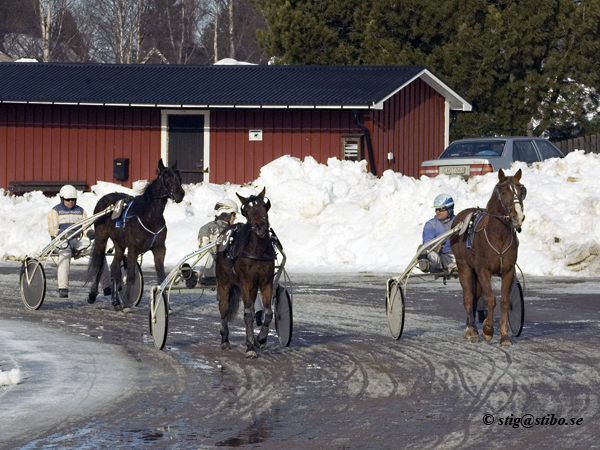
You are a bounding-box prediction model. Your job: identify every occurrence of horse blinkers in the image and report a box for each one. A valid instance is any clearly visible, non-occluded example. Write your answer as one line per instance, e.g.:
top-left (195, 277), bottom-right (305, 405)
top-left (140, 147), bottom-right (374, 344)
top-left (237, 191), bottom-right (270, 238)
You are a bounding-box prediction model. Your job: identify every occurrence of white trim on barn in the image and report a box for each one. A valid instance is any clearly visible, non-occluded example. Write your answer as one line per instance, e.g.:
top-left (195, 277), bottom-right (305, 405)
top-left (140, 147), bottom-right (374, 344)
top-left (160, 109), bottom-right (211, 183)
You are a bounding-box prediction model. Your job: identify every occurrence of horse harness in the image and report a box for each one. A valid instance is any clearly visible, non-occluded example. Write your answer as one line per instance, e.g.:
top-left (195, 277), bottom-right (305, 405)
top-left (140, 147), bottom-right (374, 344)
top-left (113, 197), bottom-right (166, 250)
top-left (465, 207), bottom-right (515, 273)
top-left (217, 224), bottom-right (277, 270)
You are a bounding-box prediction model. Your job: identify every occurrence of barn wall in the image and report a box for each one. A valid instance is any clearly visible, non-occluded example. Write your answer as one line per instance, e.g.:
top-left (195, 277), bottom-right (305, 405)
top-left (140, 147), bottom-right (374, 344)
top-left (370, 78), bottom-right (446, 178)
top-left (210, 109), bottom-right (360, 184)
top-left (209, 79), bottom-right (447, 184)
top-left (0, 104), bottom-right (161, 192)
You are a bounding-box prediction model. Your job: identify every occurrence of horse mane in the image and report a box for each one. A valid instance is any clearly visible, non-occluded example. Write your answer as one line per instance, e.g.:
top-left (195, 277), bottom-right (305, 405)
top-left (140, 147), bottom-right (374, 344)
top-left (485, 180), bottom-right (505, 215)
top-left (128, 173), bottom-right (162, 215)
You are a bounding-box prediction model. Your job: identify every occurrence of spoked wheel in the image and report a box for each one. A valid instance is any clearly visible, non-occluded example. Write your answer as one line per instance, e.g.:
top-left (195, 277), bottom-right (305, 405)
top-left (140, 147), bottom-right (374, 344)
top-left (20, 258), bottom-right (47, 311)
top-left (274, 286), bottom-right (293, 347)
top-left (386, 279), bottom-right (405, 340)
top-left (117, 259), bottom-right (144, 308)
top-left (149, 287), bottom-right (169, 350)
top-left (508, 279), bottom-right (524, 337)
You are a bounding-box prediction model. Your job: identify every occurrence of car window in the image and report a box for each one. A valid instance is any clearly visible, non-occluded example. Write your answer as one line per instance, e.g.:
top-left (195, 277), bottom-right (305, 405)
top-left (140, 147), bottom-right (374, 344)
top-left (439, 140), bottom-right (505, 158)
top-left (513, 140), bottom-right (540, 164)
top-left (535, 140), bottom-right (564, 160)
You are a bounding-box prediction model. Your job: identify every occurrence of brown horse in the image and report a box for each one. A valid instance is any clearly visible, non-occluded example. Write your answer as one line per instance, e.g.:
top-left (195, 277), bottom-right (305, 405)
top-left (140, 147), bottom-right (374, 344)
top-left (450, 169), bottom-right (526, 346)
top-left (86, 159), bottom-right (185, 311)
top-left (215, 188), bottom-right (275, 358)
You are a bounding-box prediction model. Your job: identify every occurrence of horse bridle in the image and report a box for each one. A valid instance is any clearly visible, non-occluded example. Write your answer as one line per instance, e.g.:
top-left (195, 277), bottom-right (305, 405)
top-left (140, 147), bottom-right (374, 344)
top-left (154, 168), bottom-right (182, 200)
top-left (482, 178), bottom-right (526, 271)
top-left (237, 197), bottom-right (276, 260)
top-left (241, 198), bottom-right (271, 238)
top-left (493, 179), bottom-right (527, 225)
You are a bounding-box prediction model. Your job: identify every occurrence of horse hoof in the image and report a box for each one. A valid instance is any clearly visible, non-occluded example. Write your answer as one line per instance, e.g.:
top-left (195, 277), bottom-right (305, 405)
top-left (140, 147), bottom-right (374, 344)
top-left (113, 303), bottom-right (123, 312)
top-left (464, 327), bottom-right (480, 342)
top-left (246, 350), bottom-right (258, 359)
top-left (221, 342), bottom-right (231, 350)
top-left (500, 335), bottom-right (512, 347)
top-left (87, 293), bottom-right (97, 304)
top-left (258, 337), bottom-right (267, 349)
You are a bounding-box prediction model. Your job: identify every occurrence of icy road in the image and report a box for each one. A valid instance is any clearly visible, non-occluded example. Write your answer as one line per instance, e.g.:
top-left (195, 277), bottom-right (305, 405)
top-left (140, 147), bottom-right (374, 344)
top-left (1, 261), bottom-right (600, 449)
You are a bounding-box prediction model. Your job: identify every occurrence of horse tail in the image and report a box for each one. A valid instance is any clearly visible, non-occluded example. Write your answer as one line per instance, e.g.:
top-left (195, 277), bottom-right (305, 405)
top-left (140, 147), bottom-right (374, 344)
top-left (85, 238), bottom-right (106, 286)
top-left (227, 285), bottom-right (241, 322)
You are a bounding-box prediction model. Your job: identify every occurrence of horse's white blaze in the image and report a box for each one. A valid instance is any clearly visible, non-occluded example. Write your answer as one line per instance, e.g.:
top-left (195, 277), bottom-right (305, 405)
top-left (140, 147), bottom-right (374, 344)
top-left (514, 202), bottom-right (524, 226)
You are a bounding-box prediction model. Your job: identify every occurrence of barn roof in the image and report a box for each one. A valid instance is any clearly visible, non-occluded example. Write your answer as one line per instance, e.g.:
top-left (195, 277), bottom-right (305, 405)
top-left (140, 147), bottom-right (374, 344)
top-left (0, 62), bottom-right (471, 111)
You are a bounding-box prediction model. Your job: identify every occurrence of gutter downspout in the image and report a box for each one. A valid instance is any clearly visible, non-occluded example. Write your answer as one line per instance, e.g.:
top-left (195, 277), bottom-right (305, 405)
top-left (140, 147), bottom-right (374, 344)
top-left (352, 110), bottom-right (377, 176)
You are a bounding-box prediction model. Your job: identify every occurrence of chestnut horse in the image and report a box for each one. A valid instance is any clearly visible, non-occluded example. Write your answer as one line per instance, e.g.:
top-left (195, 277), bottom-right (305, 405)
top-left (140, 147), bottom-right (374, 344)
top-left (450, 169), bottom-right (526, 346)
top-left (216, 188), bottom-right (276, 358)
top-left (86, 159), bottom-right (185, 311)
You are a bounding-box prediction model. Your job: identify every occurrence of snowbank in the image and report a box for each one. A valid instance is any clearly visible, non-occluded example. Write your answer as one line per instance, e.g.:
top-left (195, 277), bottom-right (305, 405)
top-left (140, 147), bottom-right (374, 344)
top-left (1, 151), bottom-right (599, 276)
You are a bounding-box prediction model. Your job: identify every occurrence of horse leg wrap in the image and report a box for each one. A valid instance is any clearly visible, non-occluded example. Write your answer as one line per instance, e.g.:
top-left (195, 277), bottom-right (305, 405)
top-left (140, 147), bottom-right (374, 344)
top-left (258, 307), bottom-right (273, 348)
top-left (244, 307), bottom-right (257, 351)
top-left (111, 279), bottom-right (123, 311)
top-left (465, 307), bottom-right (477, 331)
top-left (220, 318), bottom-right (230, 349)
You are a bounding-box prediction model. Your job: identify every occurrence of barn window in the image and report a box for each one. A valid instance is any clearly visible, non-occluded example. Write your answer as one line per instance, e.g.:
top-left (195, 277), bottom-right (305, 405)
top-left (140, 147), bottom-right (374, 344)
top-left (341, 134), bottom-right (364, 161)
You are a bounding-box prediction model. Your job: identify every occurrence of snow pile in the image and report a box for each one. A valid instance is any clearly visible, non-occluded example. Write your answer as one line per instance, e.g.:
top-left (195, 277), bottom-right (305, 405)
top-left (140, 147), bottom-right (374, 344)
top-left (0, 369), bottom-right (21, 386)
top-left (0, 151), bottom-right (599, 276)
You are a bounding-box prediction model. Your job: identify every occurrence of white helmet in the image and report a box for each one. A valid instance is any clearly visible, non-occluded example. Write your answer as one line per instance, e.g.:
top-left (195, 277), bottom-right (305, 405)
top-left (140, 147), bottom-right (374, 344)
top-left (215, 199), bottom-right (238, 215)
top-left (59, 185), bottom-right (78, 200)
top-left (433, 193), bottom-right (454, 210)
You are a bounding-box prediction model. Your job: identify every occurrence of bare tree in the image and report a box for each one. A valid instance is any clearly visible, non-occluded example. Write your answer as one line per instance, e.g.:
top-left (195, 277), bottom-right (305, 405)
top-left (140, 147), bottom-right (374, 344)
top-left (213, 0), bottom-right (219, 62)
top-left (78, 0), bottom-right (146, 63)
top-left (228, 0), bottom-right (233, 58)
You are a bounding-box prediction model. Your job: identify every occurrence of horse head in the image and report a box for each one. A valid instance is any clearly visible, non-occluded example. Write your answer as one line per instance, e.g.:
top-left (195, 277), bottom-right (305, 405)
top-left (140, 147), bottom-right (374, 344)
top-left (237, 188), bottom-right (270, 238)
top-left (156, 159), bottom-right (185, 203)
top-left (495, 169), bottom-right (527, 232)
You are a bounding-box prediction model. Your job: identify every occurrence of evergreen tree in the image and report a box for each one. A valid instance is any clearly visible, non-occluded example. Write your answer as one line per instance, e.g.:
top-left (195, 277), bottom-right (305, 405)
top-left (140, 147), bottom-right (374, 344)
top-left (258, 0), bottom-right (600, 139)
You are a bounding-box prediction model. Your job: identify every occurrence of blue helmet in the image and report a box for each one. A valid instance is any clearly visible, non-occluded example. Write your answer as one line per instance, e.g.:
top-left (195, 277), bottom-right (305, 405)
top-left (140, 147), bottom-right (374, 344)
top-left (433, 194), bottom-right (454, 214)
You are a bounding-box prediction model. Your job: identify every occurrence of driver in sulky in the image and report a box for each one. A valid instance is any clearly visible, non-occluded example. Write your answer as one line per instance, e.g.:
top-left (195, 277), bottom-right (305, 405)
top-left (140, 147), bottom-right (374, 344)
top-left (418, 193), bottom-right (457, 273)
top-left (48, 185), bottom-right (110, 298)
top-left (192, 199), bottom-right (239, 286)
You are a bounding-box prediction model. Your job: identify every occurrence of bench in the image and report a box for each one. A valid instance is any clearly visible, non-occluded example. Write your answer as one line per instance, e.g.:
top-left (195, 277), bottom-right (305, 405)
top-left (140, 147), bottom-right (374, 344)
top-left (8, 180), bottom-right (88, 196)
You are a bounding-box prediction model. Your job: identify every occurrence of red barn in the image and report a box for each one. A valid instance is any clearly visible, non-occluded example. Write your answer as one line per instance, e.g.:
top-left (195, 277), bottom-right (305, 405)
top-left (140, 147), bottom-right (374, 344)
top-left (0, 63), bottom-right (471, 193)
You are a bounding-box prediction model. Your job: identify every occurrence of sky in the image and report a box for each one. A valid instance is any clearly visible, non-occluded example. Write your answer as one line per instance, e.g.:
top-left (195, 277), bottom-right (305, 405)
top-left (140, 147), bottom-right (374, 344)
top-left (1, 150), bottom-right (599, 277)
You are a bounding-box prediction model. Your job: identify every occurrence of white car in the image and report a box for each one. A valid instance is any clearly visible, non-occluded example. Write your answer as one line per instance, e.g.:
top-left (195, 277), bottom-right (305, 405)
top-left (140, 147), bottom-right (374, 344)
top-left (420, 137), bottom-right (564, 178)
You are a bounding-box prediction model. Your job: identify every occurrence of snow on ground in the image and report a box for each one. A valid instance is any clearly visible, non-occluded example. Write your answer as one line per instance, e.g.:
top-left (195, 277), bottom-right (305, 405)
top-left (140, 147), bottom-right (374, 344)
top-left (1, 151), bottom-right (599, 276)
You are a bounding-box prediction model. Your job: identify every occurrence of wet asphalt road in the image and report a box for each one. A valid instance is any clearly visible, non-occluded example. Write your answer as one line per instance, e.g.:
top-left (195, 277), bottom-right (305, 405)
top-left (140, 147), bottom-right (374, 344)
top-left (1, 261), bottom-right (600, 449)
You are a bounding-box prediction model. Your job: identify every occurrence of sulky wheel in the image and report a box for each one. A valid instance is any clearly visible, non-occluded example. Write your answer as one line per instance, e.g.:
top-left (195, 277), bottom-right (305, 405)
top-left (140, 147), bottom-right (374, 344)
top-left (149, 288), bottom-right (169, 350)
top-left (274, 286), bottom-right (293, 347)
top-left (20, 258), bottom-right (47, 311)
top-left (386, 279), bottom-right (405, 340)
top-left (508, 278), bottom-right (524, 337)
top-left (117, 260), bottom-right (144, 308)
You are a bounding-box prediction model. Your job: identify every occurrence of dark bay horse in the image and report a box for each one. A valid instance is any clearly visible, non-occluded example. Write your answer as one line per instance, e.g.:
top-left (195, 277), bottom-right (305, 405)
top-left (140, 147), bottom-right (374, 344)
top-left (450, 169), bottom-right (526, 346)
top-left (87, 159), bottom-right (185, 311)
top-left (216, 188), bottom-right (275, 358)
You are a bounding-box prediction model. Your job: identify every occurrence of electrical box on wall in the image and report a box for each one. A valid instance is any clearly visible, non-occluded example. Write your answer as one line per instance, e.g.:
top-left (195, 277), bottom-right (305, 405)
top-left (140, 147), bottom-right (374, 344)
top-left (114, 158), bottom-right (129, 181)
